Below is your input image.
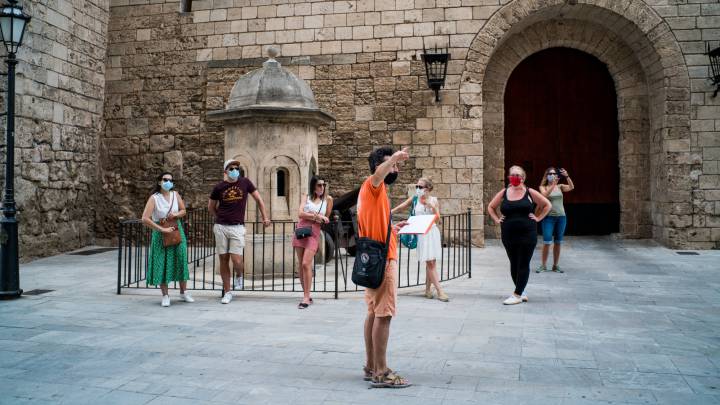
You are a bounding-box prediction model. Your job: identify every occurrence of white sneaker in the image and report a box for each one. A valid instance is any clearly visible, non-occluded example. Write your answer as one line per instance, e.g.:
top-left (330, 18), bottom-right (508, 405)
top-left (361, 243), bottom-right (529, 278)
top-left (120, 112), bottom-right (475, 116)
top-left (503, 294), bottom-right (523, 305)
top-left (161, 295), bottom-right (170, 307)
top-left (234, 276), bottom-right (244, 290)
top-left (521, 291), bottom-right (528, 302)
top-left (180, 292), bottom-right (194, 303)
top-left (221, 292), bottom-right (233, 304)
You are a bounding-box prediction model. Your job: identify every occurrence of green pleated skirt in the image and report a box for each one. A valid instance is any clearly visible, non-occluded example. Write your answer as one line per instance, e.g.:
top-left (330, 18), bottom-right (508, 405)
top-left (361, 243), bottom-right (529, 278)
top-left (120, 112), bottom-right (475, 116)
top-left (147, 221), bottom-right (189, 286)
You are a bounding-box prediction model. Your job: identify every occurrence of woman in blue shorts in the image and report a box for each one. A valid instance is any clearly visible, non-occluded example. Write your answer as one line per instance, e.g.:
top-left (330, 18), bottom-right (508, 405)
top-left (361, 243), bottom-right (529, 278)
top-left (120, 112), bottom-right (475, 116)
top-left (537, 167), bottom-right (574, 273)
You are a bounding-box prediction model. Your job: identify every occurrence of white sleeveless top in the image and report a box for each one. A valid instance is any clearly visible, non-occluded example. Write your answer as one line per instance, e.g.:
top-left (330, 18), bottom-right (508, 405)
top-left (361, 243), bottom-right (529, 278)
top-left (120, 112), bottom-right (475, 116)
top-left (414, 196), bottom-right (437, 216)
top-left (303, 197), bottom-right (327, 215)
top-left (151, 192), bottom-right (179, 222)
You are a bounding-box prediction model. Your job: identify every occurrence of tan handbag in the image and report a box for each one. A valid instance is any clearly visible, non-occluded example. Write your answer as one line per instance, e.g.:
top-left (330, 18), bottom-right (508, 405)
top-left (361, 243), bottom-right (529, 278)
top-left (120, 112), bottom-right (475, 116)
top-left (160, 192), bottom-right (182, 247)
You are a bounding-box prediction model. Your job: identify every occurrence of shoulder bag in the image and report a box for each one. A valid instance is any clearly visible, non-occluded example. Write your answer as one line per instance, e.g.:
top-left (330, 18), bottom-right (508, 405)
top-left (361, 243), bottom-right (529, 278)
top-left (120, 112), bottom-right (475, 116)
top-left (399, 196), bottom-right (418, 249)
top-left (352, 208), bottom-right (392, 289)
top-left (295, 199), bottom-right (323, 239)
top-left (159, 192), bottom-right (182, 247)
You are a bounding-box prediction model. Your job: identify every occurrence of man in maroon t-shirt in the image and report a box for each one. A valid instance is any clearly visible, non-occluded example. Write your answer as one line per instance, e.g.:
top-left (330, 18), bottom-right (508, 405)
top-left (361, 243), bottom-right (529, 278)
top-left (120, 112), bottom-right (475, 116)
top-left (208, 159), bottom-right (271, 304)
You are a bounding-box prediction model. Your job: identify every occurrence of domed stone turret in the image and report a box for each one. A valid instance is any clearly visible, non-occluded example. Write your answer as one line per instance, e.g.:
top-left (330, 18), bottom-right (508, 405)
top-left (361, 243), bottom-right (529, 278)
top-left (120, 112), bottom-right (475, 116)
top-left (226, 47), bottom-right (319, 110)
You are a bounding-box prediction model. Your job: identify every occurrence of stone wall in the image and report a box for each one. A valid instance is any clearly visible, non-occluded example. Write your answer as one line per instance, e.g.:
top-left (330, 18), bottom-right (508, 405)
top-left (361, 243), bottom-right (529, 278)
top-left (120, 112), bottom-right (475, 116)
top-left (0, 0), bottom-right (109, 259)
top-left (101, 0), bottom-right (720, 248)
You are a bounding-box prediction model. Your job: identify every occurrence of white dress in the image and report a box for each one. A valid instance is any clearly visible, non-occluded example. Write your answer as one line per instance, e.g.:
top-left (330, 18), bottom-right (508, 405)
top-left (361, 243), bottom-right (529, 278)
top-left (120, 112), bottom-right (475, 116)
top-left (415, 196), bottom-right (442, 262)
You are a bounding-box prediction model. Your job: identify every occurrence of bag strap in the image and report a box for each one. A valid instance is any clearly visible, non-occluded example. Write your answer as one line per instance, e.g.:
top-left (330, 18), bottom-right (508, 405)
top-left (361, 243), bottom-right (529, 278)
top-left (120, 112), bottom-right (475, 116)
top-left (382, 196), bottom-right (392, 259)
top-left (165, 192), bottom-right (175, 219)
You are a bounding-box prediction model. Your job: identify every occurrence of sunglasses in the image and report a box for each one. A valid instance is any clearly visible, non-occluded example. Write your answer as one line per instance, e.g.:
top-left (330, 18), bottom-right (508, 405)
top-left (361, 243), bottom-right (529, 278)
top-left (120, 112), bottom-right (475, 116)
top-left (415, 185), bottom-right (427, 189)
top-left (161, 178), bottom-right (172, 182)
top-left (548, 172), bottom-right (557, 175)
top-left (227, 167), bottom-right (240, 171)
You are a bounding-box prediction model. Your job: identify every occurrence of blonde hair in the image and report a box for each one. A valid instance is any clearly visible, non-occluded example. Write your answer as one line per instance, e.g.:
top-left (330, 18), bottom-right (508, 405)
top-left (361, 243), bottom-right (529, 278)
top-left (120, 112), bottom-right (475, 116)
top-left (508, 165), bottom-right (526, 179)
top-left (418, 177), bottom-right (433, 191)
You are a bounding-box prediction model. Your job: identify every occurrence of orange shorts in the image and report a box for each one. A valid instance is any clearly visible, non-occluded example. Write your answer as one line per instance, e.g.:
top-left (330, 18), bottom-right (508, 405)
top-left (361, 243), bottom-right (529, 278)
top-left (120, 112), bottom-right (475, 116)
top-left (364, 260), bottom-right (397, 318)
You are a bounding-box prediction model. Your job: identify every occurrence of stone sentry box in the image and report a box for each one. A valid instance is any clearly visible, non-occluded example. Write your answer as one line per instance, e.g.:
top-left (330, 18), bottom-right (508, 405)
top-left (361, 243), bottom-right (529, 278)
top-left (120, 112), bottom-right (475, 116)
top-left (207, 48), bottom-right (334, 278)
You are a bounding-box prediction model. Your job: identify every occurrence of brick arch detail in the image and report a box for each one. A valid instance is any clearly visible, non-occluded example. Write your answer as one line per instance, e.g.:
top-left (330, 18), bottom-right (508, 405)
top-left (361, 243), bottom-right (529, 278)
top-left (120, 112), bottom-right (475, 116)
top-left (460, 0), bottom-right (692, 246)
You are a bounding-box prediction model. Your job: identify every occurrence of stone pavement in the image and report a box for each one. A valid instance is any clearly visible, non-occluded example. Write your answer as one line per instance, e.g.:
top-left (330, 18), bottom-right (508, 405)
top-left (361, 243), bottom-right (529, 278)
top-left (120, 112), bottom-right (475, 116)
top-left (1, 238), bottom-right (719, 405)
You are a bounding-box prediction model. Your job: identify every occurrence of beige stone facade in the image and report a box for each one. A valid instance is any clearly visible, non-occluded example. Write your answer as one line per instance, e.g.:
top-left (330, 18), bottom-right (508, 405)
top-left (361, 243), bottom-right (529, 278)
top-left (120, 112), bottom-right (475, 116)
top-left (0, 0), bottom-right (109, 259)
top-left (3, 0), bottom-right (720, 257)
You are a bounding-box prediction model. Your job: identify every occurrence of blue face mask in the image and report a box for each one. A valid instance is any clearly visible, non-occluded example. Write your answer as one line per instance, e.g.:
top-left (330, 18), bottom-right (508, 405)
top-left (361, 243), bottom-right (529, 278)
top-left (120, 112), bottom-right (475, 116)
top-left (161, 181), bottom-right (173, 191)
top-left (547, 175), bottom-right (556, 183)
top-left (228, 169), bottom-right (240, 180)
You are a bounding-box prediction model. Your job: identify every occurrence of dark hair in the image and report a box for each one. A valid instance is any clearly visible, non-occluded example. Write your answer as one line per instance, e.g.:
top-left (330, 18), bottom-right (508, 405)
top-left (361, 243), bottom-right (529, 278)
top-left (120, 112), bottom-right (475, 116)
top-left (151, 172), bottom-right (173, 195)
top-left (368, 146), bottom-right (394, 174)
top-left (309, 175), bottom-right (325, 200)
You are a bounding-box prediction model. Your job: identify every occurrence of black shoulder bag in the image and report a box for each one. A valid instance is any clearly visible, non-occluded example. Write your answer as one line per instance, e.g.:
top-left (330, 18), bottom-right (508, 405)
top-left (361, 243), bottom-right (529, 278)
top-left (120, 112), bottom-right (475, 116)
top-left (352, 211), bottom-right (392, 289)
top-left (295, 199), bottom-right (324, 239)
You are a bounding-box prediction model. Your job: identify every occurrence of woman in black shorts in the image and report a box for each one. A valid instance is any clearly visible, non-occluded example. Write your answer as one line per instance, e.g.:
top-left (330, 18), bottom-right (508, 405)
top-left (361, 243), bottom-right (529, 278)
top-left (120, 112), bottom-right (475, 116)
top-left (487, 165), bottom-right (551, 305)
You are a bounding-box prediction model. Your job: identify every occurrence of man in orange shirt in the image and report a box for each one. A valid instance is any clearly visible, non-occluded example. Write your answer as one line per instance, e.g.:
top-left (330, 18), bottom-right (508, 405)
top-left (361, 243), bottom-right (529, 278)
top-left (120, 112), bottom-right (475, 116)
top-left (359, 146), bottom-right (411, 388)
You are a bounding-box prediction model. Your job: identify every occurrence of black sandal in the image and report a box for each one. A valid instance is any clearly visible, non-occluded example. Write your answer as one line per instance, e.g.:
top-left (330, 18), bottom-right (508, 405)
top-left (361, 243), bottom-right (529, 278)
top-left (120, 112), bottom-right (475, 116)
top-left (298, 302), bottom-right (309, 309)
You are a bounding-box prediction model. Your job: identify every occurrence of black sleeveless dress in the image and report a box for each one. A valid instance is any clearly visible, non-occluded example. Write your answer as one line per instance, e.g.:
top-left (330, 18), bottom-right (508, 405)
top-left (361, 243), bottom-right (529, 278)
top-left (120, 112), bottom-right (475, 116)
top-left (500, 188), bottom-right (537, 245)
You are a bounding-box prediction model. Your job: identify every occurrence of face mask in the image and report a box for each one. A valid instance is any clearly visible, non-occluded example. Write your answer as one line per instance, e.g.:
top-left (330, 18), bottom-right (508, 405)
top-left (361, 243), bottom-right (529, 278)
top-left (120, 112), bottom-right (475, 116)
top-left (415, 188), bottom-right (425, 197)
top-left (508, 175), bottom-right (522, 187)
top-left (384, 172), bottom-right (398, 185)
top-left (547, 175), bottom-right (556, 183)
top-left (228, 169), bottom-right (240, 180)
top-left (161, 181), bottom-right (173, 191)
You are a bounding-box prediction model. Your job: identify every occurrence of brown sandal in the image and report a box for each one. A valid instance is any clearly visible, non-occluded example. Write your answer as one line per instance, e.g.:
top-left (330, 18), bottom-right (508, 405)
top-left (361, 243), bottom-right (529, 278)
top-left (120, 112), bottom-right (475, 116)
top-left (363, 366), bottom-right (373, 381)
top-left (370, 370), bottom-right (412, 388)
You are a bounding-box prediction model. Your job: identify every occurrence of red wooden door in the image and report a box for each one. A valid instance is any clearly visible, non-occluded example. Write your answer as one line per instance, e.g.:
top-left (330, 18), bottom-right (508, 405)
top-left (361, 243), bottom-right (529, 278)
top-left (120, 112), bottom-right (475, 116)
top-left (504, 47), bottom-right (620, 235)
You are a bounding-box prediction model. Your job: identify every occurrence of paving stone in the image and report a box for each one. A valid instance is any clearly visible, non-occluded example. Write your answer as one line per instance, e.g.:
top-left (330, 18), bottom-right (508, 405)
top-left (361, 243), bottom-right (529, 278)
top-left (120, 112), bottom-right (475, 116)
top-left (0, 239), bottom-right (718, 403)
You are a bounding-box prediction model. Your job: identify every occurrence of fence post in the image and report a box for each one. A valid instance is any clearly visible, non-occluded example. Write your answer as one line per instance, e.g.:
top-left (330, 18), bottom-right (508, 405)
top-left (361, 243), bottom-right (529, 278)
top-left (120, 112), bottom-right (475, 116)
top-left (117, 222), bottom-right (123, 295)
top-left (467, 208), bottom-right (472, 279)
top-left (334, 218), bottom-right (339, 299)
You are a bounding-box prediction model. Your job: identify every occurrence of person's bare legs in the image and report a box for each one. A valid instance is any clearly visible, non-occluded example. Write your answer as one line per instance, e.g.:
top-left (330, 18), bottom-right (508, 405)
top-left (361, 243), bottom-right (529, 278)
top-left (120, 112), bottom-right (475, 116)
top-left (179, 281), bottom-right (187, 294)
top-left (553, 243), bottom-right (561, 267)
top-left (230, 254), bottom-right (243, 289)
top-left (426, 260), bottom-right (444, 295)
top-left (364, 313), bottom-right (375, 372)
top-left (295, 247), bottom-right (305, 287)
top-left (372, 316), bottom-right (392, 376)
top-left (301, 249), bottom-right (314, 304)
top-left (160, 284), bottom-right (169, 296)
top-left (541, 244), bottom-right (550, 267)
top-left (219, 253), bottom-right (231, 293)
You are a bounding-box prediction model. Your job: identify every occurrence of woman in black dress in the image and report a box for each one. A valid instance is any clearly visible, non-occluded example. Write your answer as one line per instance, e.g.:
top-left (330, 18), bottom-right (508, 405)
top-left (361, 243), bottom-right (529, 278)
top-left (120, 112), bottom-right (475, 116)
top-left (487, 165), bottom-right (551, 305)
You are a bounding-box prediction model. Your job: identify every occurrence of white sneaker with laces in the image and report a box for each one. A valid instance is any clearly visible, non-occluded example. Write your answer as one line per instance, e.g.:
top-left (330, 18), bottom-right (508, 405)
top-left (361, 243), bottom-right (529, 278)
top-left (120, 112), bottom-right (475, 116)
top-left (180, 292), bottom-right (195, 303)
top-left (234, 276), bottom-right (244, 290)
top-left (503, 294), bottom-right (523, 305)
top-left (221, 292), bottom-right (233, 304)
top-left (161, 295), bottom-right (170, 307)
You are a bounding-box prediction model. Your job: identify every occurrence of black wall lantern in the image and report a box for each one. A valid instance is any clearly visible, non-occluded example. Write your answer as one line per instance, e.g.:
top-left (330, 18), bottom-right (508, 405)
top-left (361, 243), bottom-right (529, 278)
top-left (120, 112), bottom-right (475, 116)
top-left (421, 47), bottom-right (450, 102)
top-left (707, 42), bottom-right (720, 98)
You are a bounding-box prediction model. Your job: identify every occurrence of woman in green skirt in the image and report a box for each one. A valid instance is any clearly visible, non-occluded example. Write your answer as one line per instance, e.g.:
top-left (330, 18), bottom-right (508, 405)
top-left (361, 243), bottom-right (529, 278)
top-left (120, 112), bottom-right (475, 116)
top-left (141, 172), bottom-right (194, 307)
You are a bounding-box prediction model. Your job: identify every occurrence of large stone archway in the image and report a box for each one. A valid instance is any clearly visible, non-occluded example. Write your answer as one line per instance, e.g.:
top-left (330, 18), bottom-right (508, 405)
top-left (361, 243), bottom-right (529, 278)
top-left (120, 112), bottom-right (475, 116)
top-left (460, 0), bottom-right (692, 247)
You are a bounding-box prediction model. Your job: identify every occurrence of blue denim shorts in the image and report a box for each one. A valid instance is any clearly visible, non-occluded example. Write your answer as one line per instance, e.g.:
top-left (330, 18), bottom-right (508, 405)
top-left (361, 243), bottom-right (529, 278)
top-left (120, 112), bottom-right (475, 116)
top-left (542, 215), bottom-right (567, 244)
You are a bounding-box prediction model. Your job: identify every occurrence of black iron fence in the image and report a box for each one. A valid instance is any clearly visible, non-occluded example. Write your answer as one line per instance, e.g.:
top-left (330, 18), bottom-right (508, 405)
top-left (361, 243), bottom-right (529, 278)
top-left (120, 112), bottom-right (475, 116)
top-left (117, 208), bottom-right (472, 297)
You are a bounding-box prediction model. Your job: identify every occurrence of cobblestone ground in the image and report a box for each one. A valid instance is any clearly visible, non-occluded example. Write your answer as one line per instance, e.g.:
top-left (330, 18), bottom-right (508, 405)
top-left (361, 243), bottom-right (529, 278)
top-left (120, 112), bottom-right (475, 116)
top-left (0, 237), bottom-right (719, 404)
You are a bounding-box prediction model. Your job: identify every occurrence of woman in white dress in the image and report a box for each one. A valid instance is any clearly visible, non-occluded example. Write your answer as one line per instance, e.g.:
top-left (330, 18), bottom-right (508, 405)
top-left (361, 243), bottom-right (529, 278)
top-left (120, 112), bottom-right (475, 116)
top-left (392, 178), bottom-right (448, 302)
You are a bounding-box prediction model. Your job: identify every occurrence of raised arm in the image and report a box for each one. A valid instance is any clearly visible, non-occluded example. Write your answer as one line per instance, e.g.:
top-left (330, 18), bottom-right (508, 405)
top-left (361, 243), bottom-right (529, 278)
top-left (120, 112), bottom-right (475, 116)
top-left (371, 147), bottom-right (409, 188)
top-left (487, 189), bottom-right (506, 224)
top-left (391, 196), bottom-right (413, 215)
top-left (560, 169), bottom-right (574, 192)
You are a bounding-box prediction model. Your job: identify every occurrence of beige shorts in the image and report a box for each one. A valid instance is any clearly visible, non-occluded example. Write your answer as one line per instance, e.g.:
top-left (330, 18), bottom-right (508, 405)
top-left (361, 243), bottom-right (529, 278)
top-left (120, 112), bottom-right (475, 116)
top-left (213, 224), bottom-right (246, 255)
top-left (364, 260), bottom-right (398, 318)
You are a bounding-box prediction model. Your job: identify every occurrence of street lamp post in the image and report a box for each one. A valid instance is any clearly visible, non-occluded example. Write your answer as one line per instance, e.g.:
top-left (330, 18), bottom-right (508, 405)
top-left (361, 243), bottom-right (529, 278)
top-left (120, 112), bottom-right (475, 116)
top-left (0, 0), bottom-right (29, 299)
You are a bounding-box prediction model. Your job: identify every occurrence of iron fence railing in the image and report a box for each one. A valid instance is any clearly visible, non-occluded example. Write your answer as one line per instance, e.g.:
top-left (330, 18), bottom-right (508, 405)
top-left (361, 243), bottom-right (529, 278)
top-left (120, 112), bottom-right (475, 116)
top-left (117, 208), bottom-right (472, 297)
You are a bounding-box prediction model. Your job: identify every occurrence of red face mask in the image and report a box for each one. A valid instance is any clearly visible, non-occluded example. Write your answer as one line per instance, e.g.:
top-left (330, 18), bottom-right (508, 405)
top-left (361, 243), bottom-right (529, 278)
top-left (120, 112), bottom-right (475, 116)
top-left (508, 175), bottom-right (522, 187)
